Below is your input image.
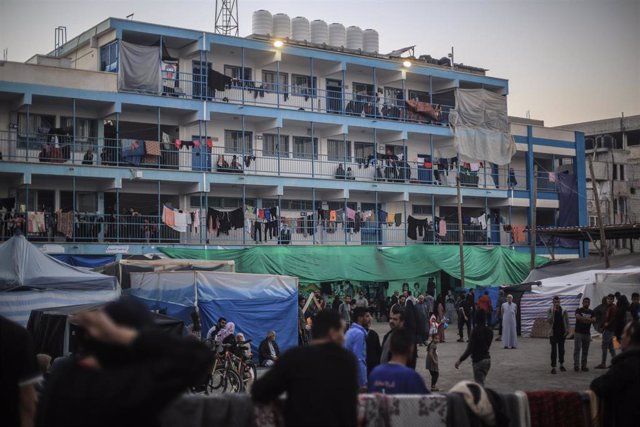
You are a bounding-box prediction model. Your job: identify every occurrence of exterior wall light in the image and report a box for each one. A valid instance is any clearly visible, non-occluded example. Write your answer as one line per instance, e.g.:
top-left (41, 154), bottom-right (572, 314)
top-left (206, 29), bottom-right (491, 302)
top-left (273, 40), bottom-right (284, 48)
top-left (402, 60), bottom-right (411, 68)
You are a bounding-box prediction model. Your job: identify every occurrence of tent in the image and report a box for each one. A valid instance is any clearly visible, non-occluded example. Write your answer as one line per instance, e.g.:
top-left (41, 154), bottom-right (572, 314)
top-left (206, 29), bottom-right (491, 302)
top-left (27, 302), bottom-right (184, 359)
top-left (0, 235), bottom-right (119, 325)
top-left (50, 254), bottom-right (117, 269)
top-left (95, 259), bottom-right (235, 289)
top-left (126, 271), bottom-right (298, 354)
top-left (158, 245), bottom-right (548, 287)
top-left (517, 256), bottom-right (640, 337)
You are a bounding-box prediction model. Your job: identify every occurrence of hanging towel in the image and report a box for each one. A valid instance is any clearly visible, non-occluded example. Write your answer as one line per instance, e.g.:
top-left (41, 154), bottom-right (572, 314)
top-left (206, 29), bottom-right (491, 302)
top-left (438, 218), bottom-right (447, 237)
top-left (470, 162), bottom-right (480, 172)
top-left (387, 213), bottom-right (395, 225)
top-left (172, 210), bottom-right (188, 233)
top-left (162, 206), bottom-right (176, 228)
top-left (245, 206), bottom-right (256, 220)
top-left (265, 209), bottom-right (271, 221)
top-left (258, 209), bottom-right (265, 219)
top-left (330, 210), bottom-right (337, 222)
top-left (395, 213), bottom-right (402, 227)
top-left (478, 213), bottom-right (487, 230)
top-left (175, 139), bottom-right (182, 149)
top-left (511, 225), bottom-right (526, 243)
top-left (193, 209), bottom-right (200, 232)
top-left (548, 172), bottom-right (557, 183)
top-left (346, 207), bottom-right (356, 221)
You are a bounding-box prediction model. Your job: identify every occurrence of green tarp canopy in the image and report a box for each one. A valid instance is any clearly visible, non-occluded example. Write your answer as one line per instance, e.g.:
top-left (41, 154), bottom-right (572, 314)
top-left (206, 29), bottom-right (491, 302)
top-left (158, 245), bottom-right (548, 287)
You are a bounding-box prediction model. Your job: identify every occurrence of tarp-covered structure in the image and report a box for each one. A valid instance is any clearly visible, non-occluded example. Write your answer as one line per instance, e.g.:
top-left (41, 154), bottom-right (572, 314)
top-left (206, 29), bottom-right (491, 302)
top-left (436, 88), bottom-right (516, 165)
top-left (518, 254), bottom-right (640, 337)
top-left (0, 235), bottom-right (119, 325)
top-left (95, 259), bottom-right (235, 289)
top-left (158, 245), bottom-right (548, 287)
top-left (27, 302), bottom-right (184, 359)
top-left (127, 271), bottom-right (298, 354)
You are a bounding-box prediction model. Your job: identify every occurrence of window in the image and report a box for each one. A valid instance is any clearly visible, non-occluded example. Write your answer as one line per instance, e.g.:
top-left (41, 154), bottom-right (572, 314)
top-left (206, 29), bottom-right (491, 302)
top-left (412, 205), bottom-right (432, 215)
top-left (193, 61), bottom-right (213, 99)
top-left (327, 201), bottom-right (357, 211)
top-left (100, 42), bottom-right (118, 73)
top-left (224, 65), bottom-right (252, 87)
top-left (293, 136), bottom-right (318, 160)
top-left (613, 197), bottom-right (628, 223)
top-left (262, 70), bottom-right (288, 92)
top-left (353, 82), bottom-right (375, 103)
top-left (327, 139), bottom-right (352, 162)
top-left (354, 141), bottom-right (375, 163)
top-left (224, 130), bottom-right (253, 154)
top-left (17, 114), bottom-right (55, 147)
top-left (263, 134), bottom-right (289, 157)
top-left (384, 87), bottom-right (404, 106)
top-left (60, 117), bottom-right (96, 142)
top-left (589, 216), bottom-right (599, 227)
top-left (60, 192), bottom-right (97, 212)
top-left (613, 164), bottom-right (625, 181)
top-left (408, 89), bottom-right (430, 103)
top-left (291, 74), bottom-right (317, 97)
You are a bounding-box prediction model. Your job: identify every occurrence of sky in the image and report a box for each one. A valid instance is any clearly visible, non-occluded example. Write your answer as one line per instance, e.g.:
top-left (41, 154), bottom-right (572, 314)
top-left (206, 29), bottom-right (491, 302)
top-left (1, 0), bottom-right (638, 126)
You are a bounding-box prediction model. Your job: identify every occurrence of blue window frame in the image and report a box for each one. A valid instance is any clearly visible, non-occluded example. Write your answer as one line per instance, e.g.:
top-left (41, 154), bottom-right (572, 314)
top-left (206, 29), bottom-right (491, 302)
top-left (100, 41), bottom-right (119, 73)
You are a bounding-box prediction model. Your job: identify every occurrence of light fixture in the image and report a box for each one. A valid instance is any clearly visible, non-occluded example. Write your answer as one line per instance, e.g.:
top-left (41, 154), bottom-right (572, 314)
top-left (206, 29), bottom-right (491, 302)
top-left (402, 60), bottom-right (412, 68)
top-left (273, 40), bottom-right (284, 48)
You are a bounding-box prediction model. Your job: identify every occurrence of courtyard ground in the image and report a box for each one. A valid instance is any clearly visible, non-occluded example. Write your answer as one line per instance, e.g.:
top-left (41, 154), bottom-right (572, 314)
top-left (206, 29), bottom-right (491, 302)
top-left (369, 320), bottom-right (609, 393)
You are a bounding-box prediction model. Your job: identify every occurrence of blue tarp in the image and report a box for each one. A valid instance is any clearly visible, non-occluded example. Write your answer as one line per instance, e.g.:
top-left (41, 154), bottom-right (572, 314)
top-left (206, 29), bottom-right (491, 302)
top-left (51, 255), bottom-right (117, 268)
top-left (126, 271), bottom-right (298, 355)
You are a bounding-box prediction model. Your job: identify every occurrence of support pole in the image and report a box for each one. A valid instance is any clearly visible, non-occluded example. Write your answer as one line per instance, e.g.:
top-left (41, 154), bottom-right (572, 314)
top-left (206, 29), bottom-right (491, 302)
top-left (589, 156), bottom-right (610, 268)
top-left (530, 166), bottom-right (537, 270)
top-left (456, 176), bottom-right (465, 287)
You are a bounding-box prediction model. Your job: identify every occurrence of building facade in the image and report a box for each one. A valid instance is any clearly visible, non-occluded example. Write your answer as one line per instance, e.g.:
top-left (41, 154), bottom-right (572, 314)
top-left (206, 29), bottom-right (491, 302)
top-left (0, 18), bottom-right (587, 257)
top-left (556, 114), bottom-right (640, 254)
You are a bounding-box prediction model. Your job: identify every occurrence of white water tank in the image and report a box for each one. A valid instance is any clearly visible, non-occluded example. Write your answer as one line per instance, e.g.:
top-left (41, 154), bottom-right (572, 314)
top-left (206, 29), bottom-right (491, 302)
top-left (252, 10), bottom-right (273, 36)
top-left (291, 16), bottom-right (310, 41)
top-left (346, 26), bottom-right (363, 50)
top-left (273, 13), bottom-right (291, 39)
top-left (328, 23), bottom-right (346, 47)
top-left (363, 29), bottom-right (379, 53)
top-left (310, 20), bottom-right (328, 44)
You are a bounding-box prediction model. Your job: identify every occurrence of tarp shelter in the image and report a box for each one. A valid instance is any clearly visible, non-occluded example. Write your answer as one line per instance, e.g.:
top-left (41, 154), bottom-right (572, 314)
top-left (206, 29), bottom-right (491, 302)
top-left (127, 271), bottom-right (298, 354)
top-left (27, 302), bottom-right (184, 359)
top-left (158, 245), bottom-right (547, 287)
top-left (0, 235), bottom-right (119, 325)
top-left (517, 256), bottom-right (640, 337)
top-left (50, 254), bottom-right (117, 268)
top-left (96, 259), bottom-right (235, 289)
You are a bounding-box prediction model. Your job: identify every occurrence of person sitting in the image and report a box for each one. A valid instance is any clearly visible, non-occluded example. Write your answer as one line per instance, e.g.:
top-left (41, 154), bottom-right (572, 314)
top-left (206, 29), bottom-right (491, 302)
top-left (82, 149), bottom-right (94, 165)
top-left (230, 155), bottom-right (242, 171)
top-left (346, 167), bottom-right (355, 180)
top-left (235, 333), bottom-right (253, 360)
top-left (368, 328), bottom-right (429, 394)
top-left (590, 321), bottom-right (640, 427)
top-left (35, 298), bottom-right (212, 426)
top-left (258, 330), bottom-right (280, 367)
top-left (214, 321), bottom-right (236, 347)
top-left (216, 154), bottom-right (229, 171)
top-left (252, 310), bottom-right (359, 427)
top-left (335, 163), bottom-right (346, 179)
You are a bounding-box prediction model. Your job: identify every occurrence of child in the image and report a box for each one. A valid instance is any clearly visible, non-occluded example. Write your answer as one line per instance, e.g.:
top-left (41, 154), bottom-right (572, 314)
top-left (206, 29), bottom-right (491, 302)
top-left (425, 335), bottom-right (440, 391)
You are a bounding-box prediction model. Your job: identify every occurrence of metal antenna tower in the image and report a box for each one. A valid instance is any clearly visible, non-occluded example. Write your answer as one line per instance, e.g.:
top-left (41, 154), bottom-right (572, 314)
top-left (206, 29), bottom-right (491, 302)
top-left (54, 26), bottom-right (67, 56)
top-left (214, 0), bottom-right (239, 36)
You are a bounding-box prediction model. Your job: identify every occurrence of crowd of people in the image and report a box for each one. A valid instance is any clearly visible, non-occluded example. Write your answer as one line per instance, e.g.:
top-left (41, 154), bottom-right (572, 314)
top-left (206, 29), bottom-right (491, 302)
top-left (2, 287), bottom-right (640, 426)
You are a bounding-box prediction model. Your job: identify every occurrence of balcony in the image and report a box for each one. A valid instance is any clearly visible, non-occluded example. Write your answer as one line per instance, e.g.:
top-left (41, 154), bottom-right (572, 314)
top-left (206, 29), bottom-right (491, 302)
top-left (0, 131), bottom-right (537, 192)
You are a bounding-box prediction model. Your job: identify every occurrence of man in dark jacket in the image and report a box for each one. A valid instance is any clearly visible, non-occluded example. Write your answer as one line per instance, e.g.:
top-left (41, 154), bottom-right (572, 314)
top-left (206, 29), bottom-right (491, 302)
top-left (258, 330), bottom-right (280, 367)
top-left (455, 310), bottom-right (493, 386)
top-left (36, 298), bottom-right (212, 427)
top-left (591, 321), bottom-right (640, 427)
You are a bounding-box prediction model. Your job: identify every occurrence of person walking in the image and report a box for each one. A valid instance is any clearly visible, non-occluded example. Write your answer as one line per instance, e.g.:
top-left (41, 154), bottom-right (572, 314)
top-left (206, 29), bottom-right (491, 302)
top-left (344, 307), bottom-right (371, 389)
top-left (590, 321), bottom-right (640, 427)
top-left (455, 311), bottom-right (493, 386)
top-left (574, 297), bottom-right (595, 372)
top-left (425, 335), bottom-right (440, 391)
top-left (547, 296), bottom-right (570, 374)
top-left (252, 310), bottom-right (359, 427)
top-left (501, 295), bottom-right (518, 349)
top-left (595, 294), bottom-right (617, 369)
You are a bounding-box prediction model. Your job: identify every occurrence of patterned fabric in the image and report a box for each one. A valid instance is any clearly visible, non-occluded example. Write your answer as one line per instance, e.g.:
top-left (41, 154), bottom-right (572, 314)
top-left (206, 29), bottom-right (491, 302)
top-left (526, 391), bottom-right (585, 427)
top-left (387, 394), bottom-right (448, 427)
top-left (358, 394), bottom-right (391, 427)
top-left (145, 140), bottom-right (162, 156)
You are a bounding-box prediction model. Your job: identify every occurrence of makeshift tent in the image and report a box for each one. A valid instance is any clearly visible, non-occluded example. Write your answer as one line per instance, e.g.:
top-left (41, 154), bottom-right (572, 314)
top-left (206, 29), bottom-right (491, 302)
top-left (158, 245), bottom-right (548, 287)
top-left (95, 259), bottom-right (235, 289)
top-left (0, 235), bottom-right (119, 325)
top-left (27, 302), bottom-right (184, 359)
top-left (127, 271), bottom-right (298, 354)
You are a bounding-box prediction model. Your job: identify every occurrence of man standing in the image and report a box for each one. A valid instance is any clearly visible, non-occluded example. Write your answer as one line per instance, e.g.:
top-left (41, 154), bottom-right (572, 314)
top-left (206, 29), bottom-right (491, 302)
top-left (355, 292), bottom-right (369, 308)
top-left (467, 289), bottom-right (476, 328)
top-left (366, 326), bottom-right (381, 376)
top-left (495, 290), bottom-right (507, 341)
top-left (547, 296), bottom-right (570, 374)
top-left (455, 311), bottom-right (493, 386)
top-left (344, 307), bottom-right (371, 389)
top-left (339, 295), bottom-right (352, 329)
top-left (590, 321), bottom-right (640, 427)
top-left (425, 292), bottom-right (435, 318)
top-left (368, 328), bottom-right (430, 395)
top-left (501, 295), bottom-right (518, 349)
top-left (252, 310), bottom-right (359, 427)
top-left (258, 330), bottom-right (280, 367)
top-left (477, 291), bottom-right (493, 320)
top-left (391, 290), bottom-right (400, 307)
top-left (389, 295), bottom-right (406, 317)
top-left (381, 310), bottom-right (405, 364)
top-left (595, 294), bottom-right (617, 369)
top-left (415, 295), bottom-right (429, 345)
top-left (574, 297), bottom-right (595, 372)
top-left (445, 290), bottom-right (457, 327)
top-left (457, 294), bottom-right (472, 343)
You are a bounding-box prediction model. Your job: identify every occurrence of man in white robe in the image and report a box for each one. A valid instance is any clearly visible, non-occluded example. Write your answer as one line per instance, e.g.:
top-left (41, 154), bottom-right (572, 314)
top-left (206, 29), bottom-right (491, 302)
top-left (501, 295), bottom-right (518, 349)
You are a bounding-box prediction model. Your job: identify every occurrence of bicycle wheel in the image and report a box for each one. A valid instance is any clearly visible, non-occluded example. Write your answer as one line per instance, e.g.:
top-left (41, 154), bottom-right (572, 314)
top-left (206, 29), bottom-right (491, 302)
top-left (208, 369), bottom-right (225, 391)
top-left (222, 369), bottom-right (243, 393)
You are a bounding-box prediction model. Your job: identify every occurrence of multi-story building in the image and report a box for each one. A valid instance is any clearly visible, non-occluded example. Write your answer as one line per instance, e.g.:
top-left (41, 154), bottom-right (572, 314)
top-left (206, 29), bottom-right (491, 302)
top-left (555, 114), bottom-right (640, 254)
top-left (0, 17), bottom-right (587, 258)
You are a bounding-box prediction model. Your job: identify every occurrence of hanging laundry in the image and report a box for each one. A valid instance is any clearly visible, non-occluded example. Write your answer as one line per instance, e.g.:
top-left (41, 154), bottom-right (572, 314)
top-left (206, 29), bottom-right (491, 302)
top-left (346, 207), bottom-right (356, 221)
top-left (245, 205), bottom-right (256, 220)
top-left (387, 213), bottom-right (395, 226)
top-left (193, 209), bottom-right (200, 233)
top-left (162, 206), bottom-right (176, 228)
top-left (549, 172), bottom-right (557, 183)
top-left (511, 225), bottom-right (526, 243)
top-left (265, 209), bottom-right (271, 221)
top-left (395, 213), bottom-right (402, 227)
top-left (329, 210), bottom-right (337, 222)
top-left (175, 139), bottom-right (182, 149)
top-left (173, 210), bottom-right (188, 233)
top-left (438, 218), bottom-right (447, 237)
top-left (478, 213), bottom-right (487, 230)
top-left (470, 162), bottom-right (480, 172)
top-left (258, 209), bottom-right (265, 219)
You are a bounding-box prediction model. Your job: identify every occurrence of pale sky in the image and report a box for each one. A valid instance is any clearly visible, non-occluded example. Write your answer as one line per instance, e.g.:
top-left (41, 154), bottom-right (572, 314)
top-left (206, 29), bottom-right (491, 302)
top-left (1, 0), bottom-right (638, 126)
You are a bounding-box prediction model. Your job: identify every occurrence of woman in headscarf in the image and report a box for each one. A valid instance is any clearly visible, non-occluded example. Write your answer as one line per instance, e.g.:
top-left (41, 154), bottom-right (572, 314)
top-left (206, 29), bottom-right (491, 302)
top-left (215, 321), bottom-right (236, 345)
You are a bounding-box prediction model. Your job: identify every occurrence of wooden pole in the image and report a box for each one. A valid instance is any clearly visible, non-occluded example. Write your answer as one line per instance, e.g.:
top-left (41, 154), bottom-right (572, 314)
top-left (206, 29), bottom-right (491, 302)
top-left (589, 156), bottom-right (610, 268)
top-left (456, 176), bottom-right (465, 288)
top-left (530, 166), bottom-right (537, 269)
